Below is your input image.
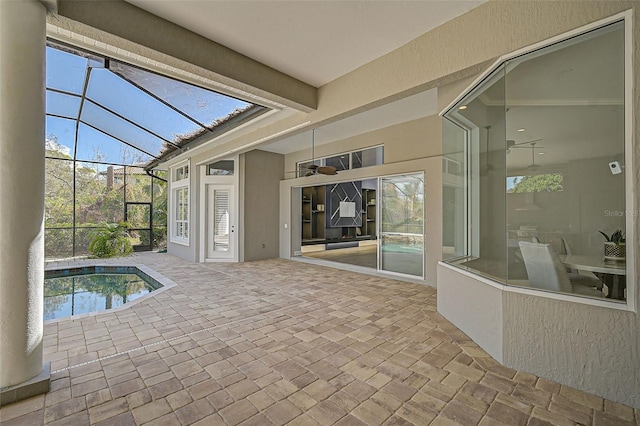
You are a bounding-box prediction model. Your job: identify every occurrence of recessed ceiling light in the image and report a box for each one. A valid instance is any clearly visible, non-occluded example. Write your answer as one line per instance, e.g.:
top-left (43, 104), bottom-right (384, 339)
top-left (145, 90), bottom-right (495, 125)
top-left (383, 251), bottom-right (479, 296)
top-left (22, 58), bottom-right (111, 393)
top-left (518, 128), bottom-right (525, 132)
top-left (458, 105), bottom-right (467, 110)
top-left (539, 152), bottom-right (545, 155)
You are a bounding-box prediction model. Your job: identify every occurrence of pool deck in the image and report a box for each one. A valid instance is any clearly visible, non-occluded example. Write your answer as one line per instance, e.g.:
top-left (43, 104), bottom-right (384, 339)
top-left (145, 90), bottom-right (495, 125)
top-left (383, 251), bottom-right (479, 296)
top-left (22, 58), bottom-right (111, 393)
top-left (1, 252), bottom-right (638, 425)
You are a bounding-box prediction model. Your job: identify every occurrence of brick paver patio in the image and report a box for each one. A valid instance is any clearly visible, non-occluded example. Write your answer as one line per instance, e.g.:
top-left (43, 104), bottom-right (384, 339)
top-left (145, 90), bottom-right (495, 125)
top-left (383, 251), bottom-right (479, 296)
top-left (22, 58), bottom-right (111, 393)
top-left (1, 253), bottom-right (638, 425)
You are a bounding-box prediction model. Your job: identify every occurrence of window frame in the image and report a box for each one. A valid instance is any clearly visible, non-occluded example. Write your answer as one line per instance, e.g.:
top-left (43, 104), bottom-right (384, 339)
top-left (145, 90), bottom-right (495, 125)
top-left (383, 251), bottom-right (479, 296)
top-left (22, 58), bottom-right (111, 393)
top-left (439, 11), bottom-right (634, 311)
top-left (296, 145), bottom-right (384, 177)
top-left (170, 160), bottom-right (190, 245)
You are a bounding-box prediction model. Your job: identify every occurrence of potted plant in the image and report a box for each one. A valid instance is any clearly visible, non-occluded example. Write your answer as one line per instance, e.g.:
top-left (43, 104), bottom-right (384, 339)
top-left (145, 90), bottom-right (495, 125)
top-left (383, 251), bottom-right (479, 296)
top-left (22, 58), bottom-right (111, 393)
top-left (599, 229), bottom-right (625, 261)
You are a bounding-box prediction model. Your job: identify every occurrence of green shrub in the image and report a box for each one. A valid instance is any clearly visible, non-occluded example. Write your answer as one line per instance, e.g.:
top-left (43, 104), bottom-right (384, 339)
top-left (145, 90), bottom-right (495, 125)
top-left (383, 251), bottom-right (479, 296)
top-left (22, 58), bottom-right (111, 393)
top-left (89, 222), bottom-right (133, 258)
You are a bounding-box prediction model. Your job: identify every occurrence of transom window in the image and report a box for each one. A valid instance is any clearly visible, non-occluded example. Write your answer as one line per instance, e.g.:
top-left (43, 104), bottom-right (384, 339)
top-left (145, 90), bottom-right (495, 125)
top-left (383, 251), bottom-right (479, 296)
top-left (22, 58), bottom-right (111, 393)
top-left (206, 160), bottom-right (234, 176)
top-left (297, 146), bottom-right (383, 177)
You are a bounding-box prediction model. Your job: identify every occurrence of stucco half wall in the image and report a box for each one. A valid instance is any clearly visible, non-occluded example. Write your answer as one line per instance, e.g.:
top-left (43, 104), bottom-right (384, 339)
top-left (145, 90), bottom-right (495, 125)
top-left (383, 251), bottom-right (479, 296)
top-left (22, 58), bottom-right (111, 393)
top-left (438, 263), bottom-right (639, 408)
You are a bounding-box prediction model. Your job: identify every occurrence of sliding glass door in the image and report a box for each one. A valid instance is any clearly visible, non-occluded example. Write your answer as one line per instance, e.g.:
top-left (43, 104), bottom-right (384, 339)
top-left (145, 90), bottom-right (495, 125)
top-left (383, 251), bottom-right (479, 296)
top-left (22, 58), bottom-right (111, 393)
top-left (379, 173), bottom-right (425, 277)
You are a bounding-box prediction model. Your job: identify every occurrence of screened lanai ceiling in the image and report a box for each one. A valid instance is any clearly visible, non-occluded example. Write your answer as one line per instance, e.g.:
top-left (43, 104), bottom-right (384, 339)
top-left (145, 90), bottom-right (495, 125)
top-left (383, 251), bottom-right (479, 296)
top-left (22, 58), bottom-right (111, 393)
top-left (45, 42), bottom-right (265, 167)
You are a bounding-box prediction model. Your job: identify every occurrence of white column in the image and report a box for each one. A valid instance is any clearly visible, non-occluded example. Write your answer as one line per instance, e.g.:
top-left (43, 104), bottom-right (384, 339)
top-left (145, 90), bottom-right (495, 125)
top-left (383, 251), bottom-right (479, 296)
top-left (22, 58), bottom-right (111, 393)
top-left (0, 0), bottom-right (47, 389)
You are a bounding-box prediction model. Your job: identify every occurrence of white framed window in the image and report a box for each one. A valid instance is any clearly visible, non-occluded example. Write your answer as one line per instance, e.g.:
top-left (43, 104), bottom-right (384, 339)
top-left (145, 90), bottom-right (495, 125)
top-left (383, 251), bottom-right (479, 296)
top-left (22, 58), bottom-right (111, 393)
top-left (296, 145), bottom-right (384, 177)
top-left (441, 17), bottom-right (632, 306)
top-left (171, 161), bottom-right (190, 245)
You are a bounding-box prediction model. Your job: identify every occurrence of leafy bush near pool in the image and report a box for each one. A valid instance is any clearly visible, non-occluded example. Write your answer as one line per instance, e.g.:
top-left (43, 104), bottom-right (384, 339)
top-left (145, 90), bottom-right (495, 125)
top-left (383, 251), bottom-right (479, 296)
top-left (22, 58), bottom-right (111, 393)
top-left (89, 222), bottom-right (133, 258)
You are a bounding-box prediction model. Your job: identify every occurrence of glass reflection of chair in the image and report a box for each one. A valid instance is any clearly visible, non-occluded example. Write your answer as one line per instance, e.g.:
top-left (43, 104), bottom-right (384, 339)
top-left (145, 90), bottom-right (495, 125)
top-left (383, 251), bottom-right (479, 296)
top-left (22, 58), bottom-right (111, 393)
top-left (519, 241), bottom-right (603, 297)
top-left (560, 237), bottom-right (598, 278)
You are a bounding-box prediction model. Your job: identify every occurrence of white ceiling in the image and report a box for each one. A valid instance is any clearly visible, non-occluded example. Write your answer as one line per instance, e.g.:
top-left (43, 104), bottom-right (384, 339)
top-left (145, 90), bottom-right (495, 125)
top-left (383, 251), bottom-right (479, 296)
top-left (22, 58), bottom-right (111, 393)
top-left (126, 0), bottom-right (485, 88)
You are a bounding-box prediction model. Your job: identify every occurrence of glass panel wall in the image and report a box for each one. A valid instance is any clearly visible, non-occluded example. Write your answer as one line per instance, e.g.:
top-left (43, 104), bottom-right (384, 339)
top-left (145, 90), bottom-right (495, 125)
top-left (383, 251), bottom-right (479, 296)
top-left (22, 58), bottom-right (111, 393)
top-left (300, 174), bottom-right (425, 278)
top-left (442, 21), bottom-right (627, 301)
top-left (45, 157), bottom-right (167, 259)
top-left (380, 174), bottom-right (425, 277)
top-left (442, 119), bottom-right (468, 261)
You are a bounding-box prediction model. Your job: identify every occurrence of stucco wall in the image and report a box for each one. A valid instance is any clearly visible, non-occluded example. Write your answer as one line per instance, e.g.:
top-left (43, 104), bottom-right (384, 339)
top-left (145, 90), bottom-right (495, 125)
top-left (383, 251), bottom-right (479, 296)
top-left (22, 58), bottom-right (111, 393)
top-left (437, 264), bottom-right (504, 363)
top-left (242, 150), bottom-right (283, 261)
top-left (503, 292), bottom-right (637, 407)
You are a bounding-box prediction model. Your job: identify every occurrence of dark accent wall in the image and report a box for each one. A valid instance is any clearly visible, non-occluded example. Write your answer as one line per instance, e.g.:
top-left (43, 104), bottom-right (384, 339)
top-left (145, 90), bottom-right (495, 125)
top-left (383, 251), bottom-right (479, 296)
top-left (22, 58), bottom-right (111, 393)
top-left (327, 181), bottom-right (362, 227)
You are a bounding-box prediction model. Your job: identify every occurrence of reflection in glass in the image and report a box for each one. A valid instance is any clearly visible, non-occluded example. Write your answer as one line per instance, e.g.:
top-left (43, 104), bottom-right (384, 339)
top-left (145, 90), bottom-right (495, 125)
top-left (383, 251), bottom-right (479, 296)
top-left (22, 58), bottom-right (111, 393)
top-left (174, 187), bottom-right (189, 239)
top-left (442, 21), bottom-right (626, 301)
top-left (207, 160), bottom-right (234, 175)
top-left (175, 165), bottom-right (189, 181)
top-left (352, 146), bottom-right (384, 169)
top-left (507, 173), bottom-right (563, 193)
top-left (325, 154), bottom-right (350, 171)
top-left (442, 119), bottom-right (467, 260)
top-left (380, 173), bottom-right (424, 277)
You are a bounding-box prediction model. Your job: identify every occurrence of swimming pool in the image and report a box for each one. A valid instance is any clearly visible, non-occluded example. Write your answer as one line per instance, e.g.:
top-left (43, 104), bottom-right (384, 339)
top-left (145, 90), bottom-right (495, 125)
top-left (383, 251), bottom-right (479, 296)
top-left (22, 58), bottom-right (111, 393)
top-left (44, 266), bottom-right (163, 320)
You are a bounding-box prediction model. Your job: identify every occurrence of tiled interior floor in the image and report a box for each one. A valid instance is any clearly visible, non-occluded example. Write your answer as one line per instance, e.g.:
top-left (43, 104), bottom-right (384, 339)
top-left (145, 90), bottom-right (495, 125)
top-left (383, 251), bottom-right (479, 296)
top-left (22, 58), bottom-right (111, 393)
top-left (1, 253), bottom-right (638, 425)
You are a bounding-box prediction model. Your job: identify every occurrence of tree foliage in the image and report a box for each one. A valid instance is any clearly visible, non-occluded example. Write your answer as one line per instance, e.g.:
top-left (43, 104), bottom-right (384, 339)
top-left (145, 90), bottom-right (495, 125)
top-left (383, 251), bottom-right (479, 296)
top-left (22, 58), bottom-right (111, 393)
top-left (45, 136), bottom-right (167, 258)
top-left (510, 173), bottom-right (563, 193)
top-left (89, 222), bottom-right (133, 258)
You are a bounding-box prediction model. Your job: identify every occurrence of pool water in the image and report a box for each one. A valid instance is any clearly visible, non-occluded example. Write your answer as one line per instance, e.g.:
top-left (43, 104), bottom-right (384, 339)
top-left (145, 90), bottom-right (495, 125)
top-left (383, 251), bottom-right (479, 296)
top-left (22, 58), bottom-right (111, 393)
top-left (44, 268), bottom-right (160, 320)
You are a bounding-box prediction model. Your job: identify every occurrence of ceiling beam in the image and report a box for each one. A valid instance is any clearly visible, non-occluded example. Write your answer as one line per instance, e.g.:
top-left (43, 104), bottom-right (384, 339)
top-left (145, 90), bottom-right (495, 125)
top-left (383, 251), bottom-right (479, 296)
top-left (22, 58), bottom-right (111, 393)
top-left (55, 0), bottom-right (317, 112)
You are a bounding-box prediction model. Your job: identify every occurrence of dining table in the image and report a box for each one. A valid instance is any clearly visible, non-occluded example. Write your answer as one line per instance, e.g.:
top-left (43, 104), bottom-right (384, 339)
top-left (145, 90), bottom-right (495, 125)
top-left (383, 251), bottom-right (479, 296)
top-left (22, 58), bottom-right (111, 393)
top-left (562, 255), bottom-right (626, 300)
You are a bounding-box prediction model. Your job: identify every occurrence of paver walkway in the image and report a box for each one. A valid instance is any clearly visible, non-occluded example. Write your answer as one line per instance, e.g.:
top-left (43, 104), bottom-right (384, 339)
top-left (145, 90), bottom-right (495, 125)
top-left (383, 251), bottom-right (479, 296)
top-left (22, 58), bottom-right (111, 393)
top-left (1, 253), bottom-right (638, 425)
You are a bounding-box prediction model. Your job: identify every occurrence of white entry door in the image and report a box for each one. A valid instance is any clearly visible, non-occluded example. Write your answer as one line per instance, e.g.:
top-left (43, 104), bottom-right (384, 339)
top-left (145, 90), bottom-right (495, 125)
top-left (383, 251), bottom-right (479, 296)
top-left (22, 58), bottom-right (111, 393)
top-left (207, 185), bottom-right (235, 259)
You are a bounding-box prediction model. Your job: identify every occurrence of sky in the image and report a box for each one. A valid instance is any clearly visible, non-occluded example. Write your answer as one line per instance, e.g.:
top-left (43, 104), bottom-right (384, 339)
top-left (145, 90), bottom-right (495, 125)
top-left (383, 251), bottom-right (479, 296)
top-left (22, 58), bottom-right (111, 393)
top-left (45, 45), bottom-right (253, 167)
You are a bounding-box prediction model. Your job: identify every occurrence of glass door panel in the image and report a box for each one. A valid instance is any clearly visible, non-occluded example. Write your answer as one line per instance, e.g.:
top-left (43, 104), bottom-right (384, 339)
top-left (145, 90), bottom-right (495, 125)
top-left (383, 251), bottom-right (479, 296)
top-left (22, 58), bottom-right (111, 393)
top-left (379, 173), bottom-right (425, 277)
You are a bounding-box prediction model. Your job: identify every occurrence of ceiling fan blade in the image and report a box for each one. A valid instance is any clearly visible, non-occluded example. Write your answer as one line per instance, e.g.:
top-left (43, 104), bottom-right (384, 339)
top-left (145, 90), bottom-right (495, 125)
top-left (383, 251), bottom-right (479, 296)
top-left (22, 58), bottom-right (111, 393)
top-left (317, 166), bottom-right (337, 175)
top-left (511, 138), bottom-right (543, 147)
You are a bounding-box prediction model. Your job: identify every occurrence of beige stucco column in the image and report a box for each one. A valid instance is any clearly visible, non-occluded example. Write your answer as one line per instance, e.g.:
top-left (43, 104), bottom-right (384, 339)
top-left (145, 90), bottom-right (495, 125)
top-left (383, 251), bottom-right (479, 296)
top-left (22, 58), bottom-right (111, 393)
top-left (0, 0), bottom-right (48, 404)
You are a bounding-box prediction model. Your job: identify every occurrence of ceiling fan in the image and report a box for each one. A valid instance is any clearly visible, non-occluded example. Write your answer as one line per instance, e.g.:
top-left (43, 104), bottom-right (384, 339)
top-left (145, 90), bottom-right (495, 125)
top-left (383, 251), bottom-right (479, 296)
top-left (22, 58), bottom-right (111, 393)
top-left (508, 141), bottom-right (545, 170)
top-left (506, 138), bottom-right (543, 154)
top-left (302, 163), bottom-right (338, 176)
top-left (288, 129), bottom-right (338, 177)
